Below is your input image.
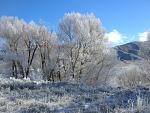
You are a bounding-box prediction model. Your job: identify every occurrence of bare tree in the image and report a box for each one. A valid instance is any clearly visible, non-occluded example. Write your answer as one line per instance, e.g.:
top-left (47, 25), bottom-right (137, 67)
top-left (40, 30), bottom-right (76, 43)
top-left (138, 32), bottom-right (150, 83)
top-left (0, 16), bottom-right (26, 78)
top-left (36, 25), bottom-right (58, 81)
top-left (58, 13), bottom-right (115, 84)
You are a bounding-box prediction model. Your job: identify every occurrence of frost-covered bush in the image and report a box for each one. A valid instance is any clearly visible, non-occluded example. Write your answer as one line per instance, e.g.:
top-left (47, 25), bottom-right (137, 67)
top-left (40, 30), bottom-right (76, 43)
top-left (116, 62), bottom-right (150, 88)
top-left (117, 70), bottom-right (143, 88)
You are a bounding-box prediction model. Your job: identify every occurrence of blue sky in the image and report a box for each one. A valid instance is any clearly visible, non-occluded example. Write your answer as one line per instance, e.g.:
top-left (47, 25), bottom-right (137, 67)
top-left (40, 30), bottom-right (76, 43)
top-left (0, 0), bottom-right (150, 45)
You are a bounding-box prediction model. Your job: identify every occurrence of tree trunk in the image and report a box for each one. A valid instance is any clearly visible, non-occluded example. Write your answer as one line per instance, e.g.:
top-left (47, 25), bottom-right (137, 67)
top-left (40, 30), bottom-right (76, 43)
top-left (12, 61), bottom-right (17, 79)
top-left (57, 71), bottom-right (61, 81)
top-left (25, 44), bottom-right (38, 78)
top-left (49, 69), bottom-right (55, 82)
top-left (17, 61), bottom-right (25, 78)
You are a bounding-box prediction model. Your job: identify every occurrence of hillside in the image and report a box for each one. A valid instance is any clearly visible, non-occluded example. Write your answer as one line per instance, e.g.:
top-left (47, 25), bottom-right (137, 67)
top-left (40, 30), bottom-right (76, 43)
top-left (115, 41), bottom-right (143, 61)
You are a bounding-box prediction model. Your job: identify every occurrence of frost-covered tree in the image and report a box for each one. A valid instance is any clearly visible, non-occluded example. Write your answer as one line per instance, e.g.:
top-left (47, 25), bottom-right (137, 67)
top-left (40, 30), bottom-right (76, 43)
top-left (0, 14), bottom-right (116, 83)
top-left (0, 17), bottom-right (56, 79)
top-left (58, 13), bottom-right (115, 84)
top-left (18, 21), bottom-right (58, 79)
top-left (138, 32), bottom-right (150, 83)
top-left (35, 25), bottom-right (59, 81)
top-left (140, 32), bottom-right (150, 60)
top-left (0, 16), bottom-right (26, 78)
top-left (20, 22), bottom-right (42, 78)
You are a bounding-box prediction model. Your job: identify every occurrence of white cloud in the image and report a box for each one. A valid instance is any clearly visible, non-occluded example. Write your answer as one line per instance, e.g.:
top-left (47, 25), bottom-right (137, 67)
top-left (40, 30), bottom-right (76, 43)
top-left (105, 29), bottom-right (127, 45)
top-left (138, 32), bottom-right (148, 42)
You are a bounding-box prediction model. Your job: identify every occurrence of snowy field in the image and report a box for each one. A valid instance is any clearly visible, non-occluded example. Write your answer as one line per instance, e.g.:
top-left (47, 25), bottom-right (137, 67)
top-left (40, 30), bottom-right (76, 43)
top-left (0, 77), bottom-right (150, 113)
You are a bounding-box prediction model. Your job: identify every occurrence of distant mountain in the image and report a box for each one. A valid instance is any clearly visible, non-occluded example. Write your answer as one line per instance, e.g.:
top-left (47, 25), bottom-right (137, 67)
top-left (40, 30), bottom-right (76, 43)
top-left (115, 41), bottom-right (142, 61)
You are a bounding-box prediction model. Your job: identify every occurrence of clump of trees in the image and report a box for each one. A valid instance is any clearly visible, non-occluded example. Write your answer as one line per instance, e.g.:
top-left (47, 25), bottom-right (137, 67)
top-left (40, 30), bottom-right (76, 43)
top-left (0, 16), bottom-right (57, 80)
top-left (0, 13), bottom-right (116, 84)
top-left (1, 13), bottom-right (150, 87)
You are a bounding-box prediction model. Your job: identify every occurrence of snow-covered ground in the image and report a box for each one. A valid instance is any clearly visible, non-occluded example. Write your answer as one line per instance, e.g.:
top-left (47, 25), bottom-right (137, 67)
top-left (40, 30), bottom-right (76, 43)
top-left (0, 77), bottom-right (150, 113)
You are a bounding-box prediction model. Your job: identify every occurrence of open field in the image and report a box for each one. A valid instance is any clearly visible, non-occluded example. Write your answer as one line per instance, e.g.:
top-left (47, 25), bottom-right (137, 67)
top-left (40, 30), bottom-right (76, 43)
top-left (0, 77), bottom-right (150, 113)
